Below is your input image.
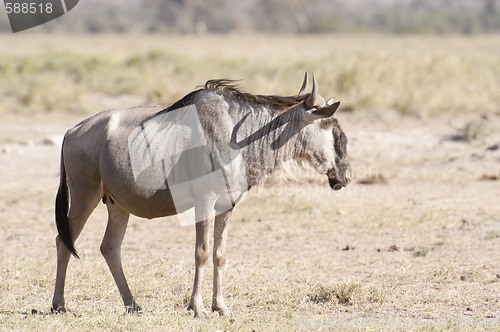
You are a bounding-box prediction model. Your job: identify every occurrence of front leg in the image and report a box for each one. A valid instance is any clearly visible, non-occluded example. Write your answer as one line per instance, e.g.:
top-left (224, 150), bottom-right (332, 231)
top-left (212, 209), bottom-right (232, 316)
top-left (188, 217), bottom-right (211, 318)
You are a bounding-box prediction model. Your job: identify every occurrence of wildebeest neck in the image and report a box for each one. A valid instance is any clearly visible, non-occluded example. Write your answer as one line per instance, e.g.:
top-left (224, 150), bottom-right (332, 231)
top-left (230, 110), bottom-right (305, 151)
top-left (227, 105), bottom-right (305, 188)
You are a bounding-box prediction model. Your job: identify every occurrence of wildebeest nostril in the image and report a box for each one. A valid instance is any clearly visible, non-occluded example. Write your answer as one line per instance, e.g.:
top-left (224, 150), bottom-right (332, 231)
top-left (328, 177), bottom-right (343, 190)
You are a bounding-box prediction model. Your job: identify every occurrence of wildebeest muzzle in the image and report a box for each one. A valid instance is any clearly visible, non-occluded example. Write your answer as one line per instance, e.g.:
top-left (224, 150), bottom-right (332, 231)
top-left (328, 159), bottom-right (351, 191)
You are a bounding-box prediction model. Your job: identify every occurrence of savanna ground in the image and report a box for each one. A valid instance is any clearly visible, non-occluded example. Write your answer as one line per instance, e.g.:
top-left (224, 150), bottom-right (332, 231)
top-left (0, 34), bottom-right (499, 331)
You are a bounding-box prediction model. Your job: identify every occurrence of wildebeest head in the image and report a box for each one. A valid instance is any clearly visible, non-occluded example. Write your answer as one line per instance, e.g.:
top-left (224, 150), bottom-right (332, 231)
top-left (296, 73), bottom-right (351, 190)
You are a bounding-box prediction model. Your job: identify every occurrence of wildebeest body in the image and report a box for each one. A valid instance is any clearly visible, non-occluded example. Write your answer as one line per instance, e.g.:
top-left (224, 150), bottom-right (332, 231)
top-left (52, 74), bottom-right (351, 317)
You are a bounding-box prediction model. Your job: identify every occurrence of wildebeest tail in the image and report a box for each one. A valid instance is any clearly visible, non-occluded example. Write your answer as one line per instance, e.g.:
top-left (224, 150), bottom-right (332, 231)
top-left (55, 141), bottom-right (79, 259)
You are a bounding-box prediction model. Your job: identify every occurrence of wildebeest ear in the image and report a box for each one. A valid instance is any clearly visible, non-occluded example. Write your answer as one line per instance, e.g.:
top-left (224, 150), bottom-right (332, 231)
top-left (305, 101), bottom-right (340, 122)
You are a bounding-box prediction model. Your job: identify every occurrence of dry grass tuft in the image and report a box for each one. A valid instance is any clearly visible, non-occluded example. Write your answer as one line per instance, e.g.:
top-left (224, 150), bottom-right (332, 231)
top-left (308, 280), bottom-right (364, 305)
top-left (357, 174), bottom-right (388, 185)
top-left (460, 119), bottom-right (495, 141)
top-left (413, 248), bottom-right (430, 257)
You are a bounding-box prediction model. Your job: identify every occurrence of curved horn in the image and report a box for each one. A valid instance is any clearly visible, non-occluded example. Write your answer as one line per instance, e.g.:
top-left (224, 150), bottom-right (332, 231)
top-left (306, 74), bottom-right (319, 107)
top-left (298, 71), bottom-right (308, 96)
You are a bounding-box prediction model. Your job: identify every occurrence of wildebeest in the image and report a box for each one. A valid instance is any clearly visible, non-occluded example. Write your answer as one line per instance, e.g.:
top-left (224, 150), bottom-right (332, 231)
top-left (51, 72), bottom-right (351, 317)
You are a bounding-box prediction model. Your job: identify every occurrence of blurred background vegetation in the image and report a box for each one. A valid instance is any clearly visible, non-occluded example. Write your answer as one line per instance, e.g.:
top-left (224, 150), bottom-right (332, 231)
top-left (0, 0), bottom-right (499, 116)
top-left (1, 0), bottom-right (499, 34)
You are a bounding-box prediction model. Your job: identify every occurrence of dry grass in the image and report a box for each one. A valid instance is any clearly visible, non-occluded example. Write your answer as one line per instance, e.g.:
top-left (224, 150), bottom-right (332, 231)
top-left (1, 111), bottom-right (499, 331)
top-left (0, 34), bottom-right (499, 116)
top-left (1, 34), bottom-right (500, 331)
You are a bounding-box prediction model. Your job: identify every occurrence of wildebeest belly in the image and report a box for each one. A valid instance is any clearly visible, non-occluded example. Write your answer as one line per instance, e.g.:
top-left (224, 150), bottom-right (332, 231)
top-left (99, 137), bottom-right (195, 219)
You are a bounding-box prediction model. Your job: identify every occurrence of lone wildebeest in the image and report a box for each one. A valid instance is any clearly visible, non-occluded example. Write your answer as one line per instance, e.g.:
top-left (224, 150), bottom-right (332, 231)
top-left (51, 73), bottom-right (351, 317)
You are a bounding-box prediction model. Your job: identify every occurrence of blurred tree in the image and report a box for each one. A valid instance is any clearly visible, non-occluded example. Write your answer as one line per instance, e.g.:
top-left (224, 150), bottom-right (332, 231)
top-left (481, 0), bottom-right (500, 32)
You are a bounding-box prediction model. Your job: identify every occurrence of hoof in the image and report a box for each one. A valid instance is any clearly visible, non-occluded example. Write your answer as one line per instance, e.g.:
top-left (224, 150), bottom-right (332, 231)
top-left (50, 304), bottom-right (66, 313)
top-left (187, 303), bottom-right (208, 318)
top-left (125, 301), bottom-right (142, 314)
top-left (212, 304), bottom-right (229, 316)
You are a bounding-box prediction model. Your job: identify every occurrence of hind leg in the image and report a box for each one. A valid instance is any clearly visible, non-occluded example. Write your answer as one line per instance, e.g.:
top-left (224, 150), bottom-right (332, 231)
top-left (100, 201), bottom-right (139, 313)
top-left (51, 186), bottom-right (102, 312)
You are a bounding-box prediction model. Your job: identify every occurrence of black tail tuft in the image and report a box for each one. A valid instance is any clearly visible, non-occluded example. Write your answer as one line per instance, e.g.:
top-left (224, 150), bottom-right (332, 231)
top-left (55, 145), bottom-right (79, 259)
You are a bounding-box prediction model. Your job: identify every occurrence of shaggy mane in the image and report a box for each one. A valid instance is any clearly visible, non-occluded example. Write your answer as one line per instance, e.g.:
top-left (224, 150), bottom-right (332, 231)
top-left (205, 79), bottom-right (308, 111)
top-left (163, 79), bottom-right (309, 114)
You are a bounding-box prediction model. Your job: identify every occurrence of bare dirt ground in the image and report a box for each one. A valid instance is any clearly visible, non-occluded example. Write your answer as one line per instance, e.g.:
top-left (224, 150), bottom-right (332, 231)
top-left (0, 110), bottom-right (499, 331)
